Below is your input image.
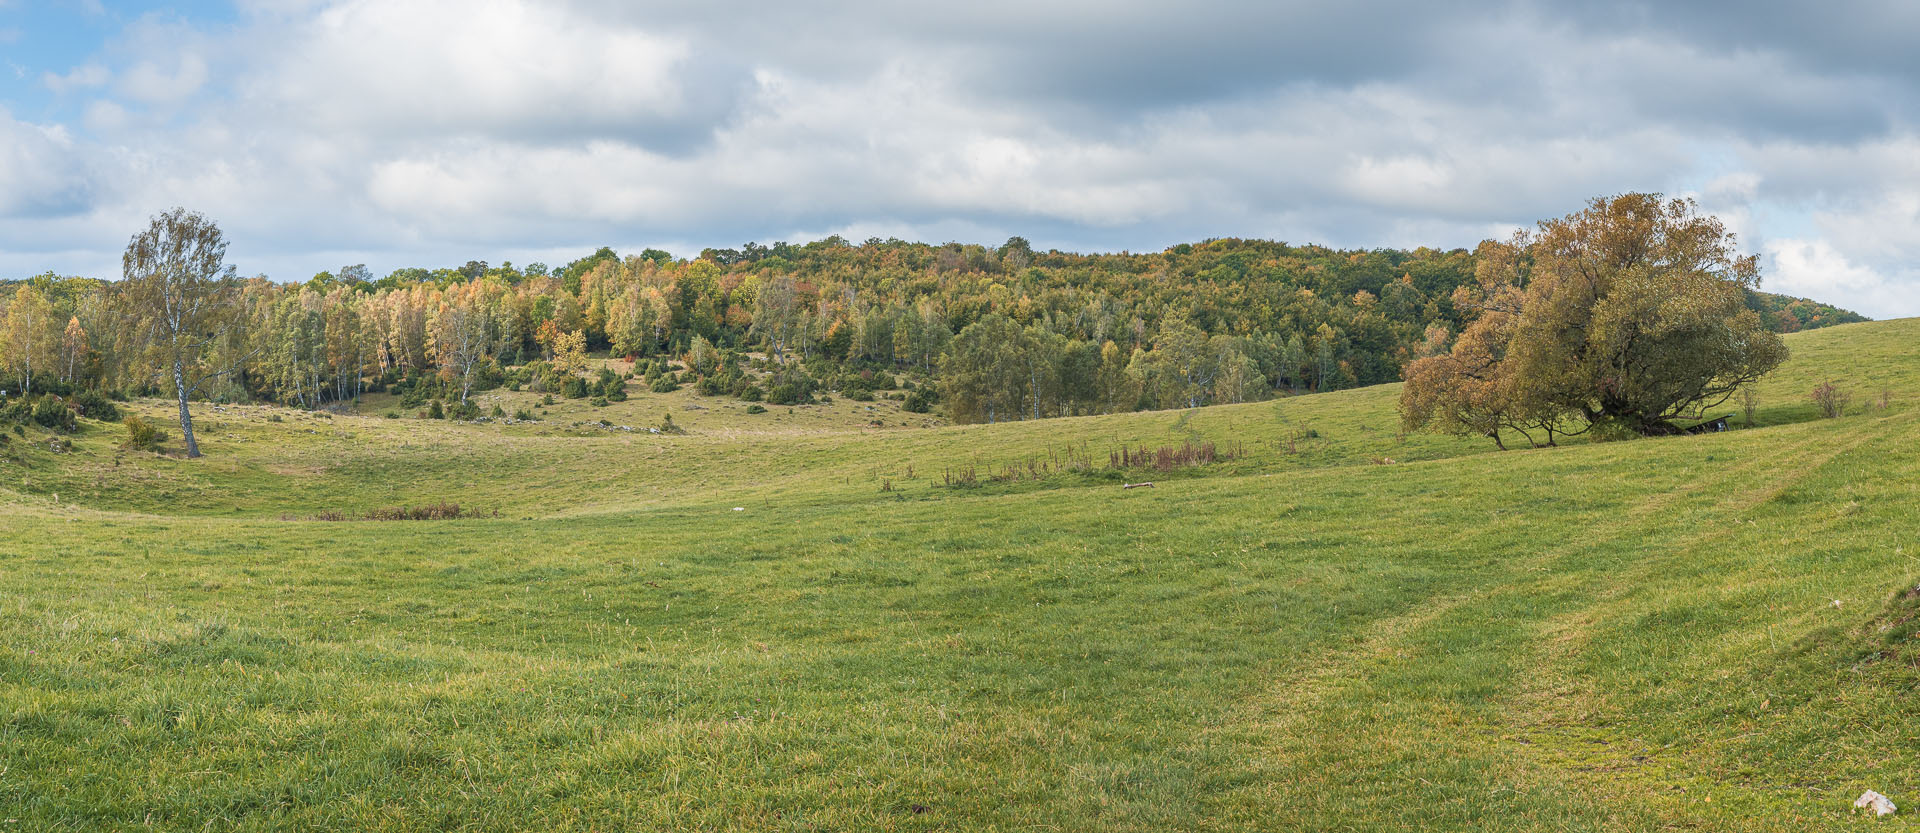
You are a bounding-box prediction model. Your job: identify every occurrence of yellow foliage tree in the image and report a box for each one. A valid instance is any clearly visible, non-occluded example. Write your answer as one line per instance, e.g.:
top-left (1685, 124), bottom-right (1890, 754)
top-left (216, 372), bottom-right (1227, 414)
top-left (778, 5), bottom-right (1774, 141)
top-left (1402, 194), bottom-right (1788, 445)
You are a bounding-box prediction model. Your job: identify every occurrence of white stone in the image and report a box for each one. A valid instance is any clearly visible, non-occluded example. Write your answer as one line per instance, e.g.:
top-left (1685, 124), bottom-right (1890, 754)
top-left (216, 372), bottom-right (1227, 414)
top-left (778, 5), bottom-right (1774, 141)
top-left (1855, 790), bottom-right (1897, 816)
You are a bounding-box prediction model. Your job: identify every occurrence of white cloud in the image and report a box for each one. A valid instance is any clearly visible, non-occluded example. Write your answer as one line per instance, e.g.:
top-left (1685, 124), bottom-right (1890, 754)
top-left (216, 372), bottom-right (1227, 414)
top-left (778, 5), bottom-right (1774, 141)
top-left (247, 0), bottom-right (700, 139)
top-left (0, 111), bottom-right (93, 219)
top-left (81, 99), bottom-right (128, 132)
top-left (118, 54), bottom-right (209, 104)
top-left (5, 0), bottom-right (1920, 320)
top-left (43, 63), bottom-right (109, 94)
top-left (1765, 238), bottom-right (1918, 317)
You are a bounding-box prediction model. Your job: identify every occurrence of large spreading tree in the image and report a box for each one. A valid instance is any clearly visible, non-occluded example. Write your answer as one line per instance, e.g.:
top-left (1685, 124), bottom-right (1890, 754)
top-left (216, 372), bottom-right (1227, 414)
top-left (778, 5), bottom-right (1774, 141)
top-left (1401, 193), bottom-right (1788, 446)
top-left (122, 208), bottom-right (250, 458)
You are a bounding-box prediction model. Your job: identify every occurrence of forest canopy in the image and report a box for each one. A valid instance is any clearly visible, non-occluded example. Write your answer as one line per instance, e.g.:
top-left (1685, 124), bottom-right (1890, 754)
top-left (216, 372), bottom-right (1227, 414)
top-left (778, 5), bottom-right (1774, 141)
top-left (0, 215), bottom-right (1860, 429)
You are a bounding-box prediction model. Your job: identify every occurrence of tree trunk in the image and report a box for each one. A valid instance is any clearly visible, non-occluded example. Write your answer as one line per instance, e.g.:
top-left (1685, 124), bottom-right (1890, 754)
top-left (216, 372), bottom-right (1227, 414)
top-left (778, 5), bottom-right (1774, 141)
top-left (173, 358), bottom-right (201, 459)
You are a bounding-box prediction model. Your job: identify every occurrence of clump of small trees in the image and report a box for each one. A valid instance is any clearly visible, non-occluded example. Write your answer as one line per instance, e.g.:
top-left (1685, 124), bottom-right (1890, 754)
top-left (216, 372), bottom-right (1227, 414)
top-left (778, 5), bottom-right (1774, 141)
top-left (1401, 194), bottom-right (1788, 448)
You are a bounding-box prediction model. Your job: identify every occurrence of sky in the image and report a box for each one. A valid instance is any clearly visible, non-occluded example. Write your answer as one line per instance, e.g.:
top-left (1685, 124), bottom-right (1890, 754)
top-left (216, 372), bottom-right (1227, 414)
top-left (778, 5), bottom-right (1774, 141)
top-left (2, 1), bottom-right (1919, 317)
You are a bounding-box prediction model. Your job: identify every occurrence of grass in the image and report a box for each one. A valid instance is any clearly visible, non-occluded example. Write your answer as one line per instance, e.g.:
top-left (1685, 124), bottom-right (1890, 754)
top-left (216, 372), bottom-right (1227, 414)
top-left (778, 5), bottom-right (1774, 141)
top-left (2, 318), bottom-right (1918, 830)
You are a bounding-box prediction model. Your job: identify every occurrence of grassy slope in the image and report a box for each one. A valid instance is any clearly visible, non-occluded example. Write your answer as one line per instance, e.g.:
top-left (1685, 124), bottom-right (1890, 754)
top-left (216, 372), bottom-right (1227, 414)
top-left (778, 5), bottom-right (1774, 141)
top-left (1, 319), bottom-right (1917, 830)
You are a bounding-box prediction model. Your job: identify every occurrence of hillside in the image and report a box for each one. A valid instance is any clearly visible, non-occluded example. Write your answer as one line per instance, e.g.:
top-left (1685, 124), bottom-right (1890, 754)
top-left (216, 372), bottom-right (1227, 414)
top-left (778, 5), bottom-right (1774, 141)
top-left (1749, 289), bottom-right (1871, 332)
top-left (1, 319), bottom-right (1916, 830)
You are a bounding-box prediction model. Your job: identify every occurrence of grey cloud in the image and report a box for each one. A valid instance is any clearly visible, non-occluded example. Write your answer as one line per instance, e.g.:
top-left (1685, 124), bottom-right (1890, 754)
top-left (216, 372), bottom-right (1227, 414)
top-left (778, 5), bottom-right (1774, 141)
top-left (8, 0), bottom-right (1920, 316)
top-left (0, 114), bottom-right (95, 219)
top-left (1553, 0), bottom-right (1920, 86)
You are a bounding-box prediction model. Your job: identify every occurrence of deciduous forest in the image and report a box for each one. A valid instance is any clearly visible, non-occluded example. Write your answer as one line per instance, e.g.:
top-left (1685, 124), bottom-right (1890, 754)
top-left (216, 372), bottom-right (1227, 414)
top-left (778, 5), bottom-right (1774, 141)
top-left (0, 233), bottom-right (1865, 425)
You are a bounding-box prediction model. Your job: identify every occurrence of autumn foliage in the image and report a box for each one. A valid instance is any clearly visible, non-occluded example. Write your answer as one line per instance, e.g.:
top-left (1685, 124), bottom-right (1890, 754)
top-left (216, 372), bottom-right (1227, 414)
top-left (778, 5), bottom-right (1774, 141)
top-left (1401, 194), bottom-right (1788, 446)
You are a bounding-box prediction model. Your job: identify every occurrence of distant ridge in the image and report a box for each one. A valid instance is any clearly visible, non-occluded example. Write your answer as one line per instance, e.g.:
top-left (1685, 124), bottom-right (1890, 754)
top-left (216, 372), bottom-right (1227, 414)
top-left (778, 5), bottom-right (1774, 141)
top-left (1747, 289), bottom-right (1869, 332)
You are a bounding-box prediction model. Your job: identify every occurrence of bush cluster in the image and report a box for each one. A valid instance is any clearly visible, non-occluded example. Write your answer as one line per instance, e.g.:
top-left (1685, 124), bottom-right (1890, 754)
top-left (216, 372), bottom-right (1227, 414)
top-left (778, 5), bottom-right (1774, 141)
top-left (31, 397), bottom-right (76, 432)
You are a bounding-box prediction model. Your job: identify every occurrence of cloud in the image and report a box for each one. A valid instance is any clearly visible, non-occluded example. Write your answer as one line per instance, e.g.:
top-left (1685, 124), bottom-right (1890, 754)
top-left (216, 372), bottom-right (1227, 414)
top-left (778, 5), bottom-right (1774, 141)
top-left (118, 54), bottom-right (208, 104)
top-left (0, 111), bottom-right (95, 219)
top-left (81, 99), bottom-right (128, 132)
top-left (43, 63), bottom-right (110, 93)
top-left (242, 0), bottom-right (739, 149)
top-left (1765, 238), bottom-right (1918, 317)
top-left (4, 0), bottom-right (1920, 318)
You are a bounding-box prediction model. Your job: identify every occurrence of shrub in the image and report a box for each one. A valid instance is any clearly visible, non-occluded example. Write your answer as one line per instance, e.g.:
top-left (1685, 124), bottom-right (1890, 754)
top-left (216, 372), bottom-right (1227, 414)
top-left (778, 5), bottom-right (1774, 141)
top-left (448, 400), bottom-right (480, 420)
top-left (513, 409), bottom-right (534, 421)
top-left (71, 389), bottom-right (120, 421)
top-left (845, 388), bottom-right (875, 402)
top-left (648, 376), bottom-right (680, 394)
top-left (470, 357), bottom-right (505, 394)
top-left (904, 389), bottom-right (934, 413)
top-left (562, 376), bottom-right (590, 399)
top-left (737, 383), bottom-right (764, 402)
top-left (32, 397), bottom-right (75, 432)
top-left (1812, 381), bottom-right (1850, 419)
top-left (491, 405), bottom-right (506, 418)
top-left (123, 415), bottom-right (165, 451)
top-left (428, 400), bottom-right (445, 419)
top-left (745, 404), bottom-right (767, 414)
top-left (542, 394), bottom-right (555, 406)
top-left (589, 396), bottom-right (609, 407)
top-left (0, 398), bottom-right (30, 424)
top-left (384, 411), bottom-right (400, 419)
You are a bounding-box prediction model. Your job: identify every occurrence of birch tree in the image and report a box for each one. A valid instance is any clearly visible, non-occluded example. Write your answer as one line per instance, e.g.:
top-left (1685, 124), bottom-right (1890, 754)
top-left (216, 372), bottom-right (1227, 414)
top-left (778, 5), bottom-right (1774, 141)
top-left (120, 208), bottom-right (249, 458)
top-left (2, 284), bottom-right (55, 394)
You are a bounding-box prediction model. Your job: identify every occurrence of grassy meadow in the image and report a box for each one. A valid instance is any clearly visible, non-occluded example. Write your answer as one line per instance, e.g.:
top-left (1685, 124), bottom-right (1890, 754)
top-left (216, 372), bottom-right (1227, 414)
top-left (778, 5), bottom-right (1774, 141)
top-left (2, 318), bottom-right (1918, 830)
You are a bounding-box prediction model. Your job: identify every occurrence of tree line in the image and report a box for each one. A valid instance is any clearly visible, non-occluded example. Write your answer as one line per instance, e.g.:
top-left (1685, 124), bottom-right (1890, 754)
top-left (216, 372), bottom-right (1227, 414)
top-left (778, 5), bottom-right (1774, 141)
top-left (0, 204), bottom-right (1860, 447)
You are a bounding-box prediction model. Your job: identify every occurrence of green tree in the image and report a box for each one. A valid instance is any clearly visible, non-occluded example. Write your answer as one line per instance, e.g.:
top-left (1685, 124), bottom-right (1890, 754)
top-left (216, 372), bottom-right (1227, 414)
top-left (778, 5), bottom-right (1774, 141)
top-left (120, 208), bottom-right (250, 458)
top-left (940, 314), bottom-right (1027, 423)
top-left (1402, 194), bottom-right (1788, 442)
top-left (431, 281), bottom-right (497, 403)
top-left (2, 284), bottom-right (56, 393)
top-left (1134, 317), bottom-right (1216, 408)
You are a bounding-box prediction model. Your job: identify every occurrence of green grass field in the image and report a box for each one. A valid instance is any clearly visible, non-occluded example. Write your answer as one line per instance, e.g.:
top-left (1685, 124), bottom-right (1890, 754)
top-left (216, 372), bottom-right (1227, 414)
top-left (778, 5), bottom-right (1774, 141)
top-left (3, 319), bottom-right (1917, 830)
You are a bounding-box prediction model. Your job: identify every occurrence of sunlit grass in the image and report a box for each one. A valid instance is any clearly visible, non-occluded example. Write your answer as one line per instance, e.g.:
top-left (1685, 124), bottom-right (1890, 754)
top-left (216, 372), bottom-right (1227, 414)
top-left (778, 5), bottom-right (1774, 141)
top-left (1, 318), bottom-right (1917, 830)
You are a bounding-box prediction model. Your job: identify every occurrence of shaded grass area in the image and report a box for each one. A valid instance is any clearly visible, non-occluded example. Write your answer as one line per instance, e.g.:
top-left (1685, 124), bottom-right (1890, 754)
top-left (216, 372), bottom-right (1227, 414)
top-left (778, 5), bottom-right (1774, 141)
top-left (2, 319), bottom-right (1919, 829)
top-left (10, 319), bottom-right (1915, 521)
top-left (0, 378), bottom-right (1491, 519)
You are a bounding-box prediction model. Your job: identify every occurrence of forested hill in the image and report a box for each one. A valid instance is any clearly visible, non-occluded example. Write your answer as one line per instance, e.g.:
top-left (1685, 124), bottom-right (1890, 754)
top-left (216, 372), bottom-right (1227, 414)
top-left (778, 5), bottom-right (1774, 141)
top-left (1746, 289), bottom-right (1870, 332)
top-left (0, 236), bottom-right (1868, 424)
